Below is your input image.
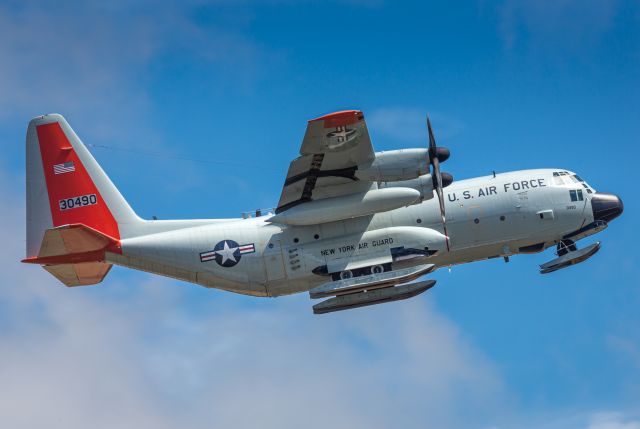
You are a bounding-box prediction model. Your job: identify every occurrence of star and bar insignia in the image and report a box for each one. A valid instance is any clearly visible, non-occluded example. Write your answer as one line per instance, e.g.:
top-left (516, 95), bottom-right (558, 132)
top-left (200, 240), bottom-right (255, 267)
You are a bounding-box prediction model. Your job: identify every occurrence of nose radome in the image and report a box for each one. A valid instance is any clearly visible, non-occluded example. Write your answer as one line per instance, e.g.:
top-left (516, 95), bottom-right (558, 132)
top-left (591, 193), bottom-right (624, 222)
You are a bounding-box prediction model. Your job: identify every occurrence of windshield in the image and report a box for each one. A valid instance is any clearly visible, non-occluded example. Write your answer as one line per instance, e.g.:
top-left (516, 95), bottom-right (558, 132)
top-left (552, 171), bottom-right (595, 193)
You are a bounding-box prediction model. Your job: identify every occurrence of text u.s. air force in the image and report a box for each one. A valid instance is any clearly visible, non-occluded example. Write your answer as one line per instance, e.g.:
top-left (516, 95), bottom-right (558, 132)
top-left (447, 178), bottom-right (546, 202)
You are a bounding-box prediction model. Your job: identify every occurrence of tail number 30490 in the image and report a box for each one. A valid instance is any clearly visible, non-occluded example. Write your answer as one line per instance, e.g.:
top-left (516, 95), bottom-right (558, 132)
top-left (59, 194), bottom-right (97, 211)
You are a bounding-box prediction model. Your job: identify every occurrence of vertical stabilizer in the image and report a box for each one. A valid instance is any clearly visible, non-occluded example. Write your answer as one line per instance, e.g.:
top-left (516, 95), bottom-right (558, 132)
top-left (25, 114), bottom-right (141, 285)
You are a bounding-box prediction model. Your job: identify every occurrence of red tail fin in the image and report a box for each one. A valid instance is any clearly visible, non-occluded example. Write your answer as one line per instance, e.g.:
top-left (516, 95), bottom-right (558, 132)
top-left (36, 122), bottom-right (121, 239)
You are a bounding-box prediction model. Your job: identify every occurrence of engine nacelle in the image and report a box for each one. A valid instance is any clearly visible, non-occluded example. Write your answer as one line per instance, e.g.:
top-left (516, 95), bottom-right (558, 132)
top-left (379, 174), bottom-right (435, 202)
top-left (268, 187), bottom-right (421, 226)
top-left (355, 149), bottom-right (429, 182)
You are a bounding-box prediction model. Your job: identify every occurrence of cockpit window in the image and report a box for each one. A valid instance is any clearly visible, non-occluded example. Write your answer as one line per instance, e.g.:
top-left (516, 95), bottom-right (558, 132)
top-left (569, 189), bottom-right (584, 202)
top-left (572, 174), bottom-right (595, 193)
top-left (554, 172), bottom-right (595, 193)
top-left (553, 171), bottom-right (576, 185)
top-left (553, 172), bottom-right (565, 185)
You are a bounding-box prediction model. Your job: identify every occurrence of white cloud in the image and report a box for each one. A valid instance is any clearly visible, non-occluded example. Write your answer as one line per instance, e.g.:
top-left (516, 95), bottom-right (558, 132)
top-left (536, 411), bottom-right (640, 429)
top-left (0, 3), bottom-right (151, 132)
top-left (0, 1), bottom-right (273, 140)
top-left (586, 413), bottom-right (640, 429)
top-left (0, 1), bottom-right (283, 202)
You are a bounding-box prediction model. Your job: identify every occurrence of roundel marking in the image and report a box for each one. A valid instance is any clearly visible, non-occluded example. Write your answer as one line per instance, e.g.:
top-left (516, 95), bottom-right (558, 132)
top-left (213, 240), bottom-right (242, 267)
top-left (199, 240), bottom-right (256, 267)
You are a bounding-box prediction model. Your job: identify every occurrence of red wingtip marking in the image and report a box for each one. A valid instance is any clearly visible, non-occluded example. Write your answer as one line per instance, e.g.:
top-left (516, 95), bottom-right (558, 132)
top-left (309, 110), bottom-right (364, 128)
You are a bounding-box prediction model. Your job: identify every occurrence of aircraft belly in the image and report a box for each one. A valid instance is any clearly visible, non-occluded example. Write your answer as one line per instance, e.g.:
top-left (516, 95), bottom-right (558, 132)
top-left (266, 277), bottom-right (320, 297)
top-left (117, 223), bottom-right (276, 293)
top-left (107, 251), bottom-right (268, 296)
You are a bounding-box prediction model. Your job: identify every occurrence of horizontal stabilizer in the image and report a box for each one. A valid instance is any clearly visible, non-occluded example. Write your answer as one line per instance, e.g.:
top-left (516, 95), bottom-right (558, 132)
top-left (22, 223), bottom-right (120, 286)
top-left (23, 223), bottom-right (120, 265)
top-left (44, 262), bottom-right (112, 287)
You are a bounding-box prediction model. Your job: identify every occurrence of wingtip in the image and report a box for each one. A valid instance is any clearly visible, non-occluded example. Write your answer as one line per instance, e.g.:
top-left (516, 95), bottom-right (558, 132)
top-left (308, 110), bottom-right (364, 128)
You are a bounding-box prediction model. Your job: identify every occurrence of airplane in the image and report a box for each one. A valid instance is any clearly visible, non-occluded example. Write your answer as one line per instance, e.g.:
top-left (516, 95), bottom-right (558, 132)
top-left (22, 110), bottom-right (624, 314)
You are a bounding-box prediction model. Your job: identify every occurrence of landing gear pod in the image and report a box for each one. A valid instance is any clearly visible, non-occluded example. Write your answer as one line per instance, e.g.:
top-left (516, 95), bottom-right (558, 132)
top-left (312, 280), bottom-right (437, 314)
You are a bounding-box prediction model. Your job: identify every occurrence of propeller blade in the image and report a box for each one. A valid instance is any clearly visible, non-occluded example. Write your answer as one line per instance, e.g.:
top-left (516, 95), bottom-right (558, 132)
top-left (426, 115), bottom-right (450, 252)
top-left (427, 116), bottom-right (437, 153)
top-left (433, 157), bottom-right (446, 222)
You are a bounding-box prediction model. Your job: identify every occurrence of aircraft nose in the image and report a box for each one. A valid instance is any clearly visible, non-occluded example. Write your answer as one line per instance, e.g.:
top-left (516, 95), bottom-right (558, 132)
top-left (591, 193), bottom-right (624, 222)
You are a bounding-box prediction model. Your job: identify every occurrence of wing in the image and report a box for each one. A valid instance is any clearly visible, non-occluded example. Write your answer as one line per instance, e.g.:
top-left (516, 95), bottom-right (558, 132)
top-left (276, 110), bottom-right (376, 213)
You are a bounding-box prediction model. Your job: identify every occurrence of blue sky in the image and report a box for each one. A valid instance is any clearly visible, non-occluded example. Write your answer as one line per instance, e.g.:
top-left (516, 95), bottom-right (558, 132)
top-left (0, 1), bottom-right (639, 428)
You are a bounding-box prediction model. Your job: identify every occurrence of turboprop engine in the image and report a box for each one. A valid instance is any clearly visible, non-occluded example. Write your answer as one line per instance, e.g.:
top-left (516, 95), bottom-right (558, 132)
top-left (268, 187), bottom-right (421, 225)
top-left (355, 149), bottom-right (430, 182)
top-left (356, 147), bottom-right (453, 201)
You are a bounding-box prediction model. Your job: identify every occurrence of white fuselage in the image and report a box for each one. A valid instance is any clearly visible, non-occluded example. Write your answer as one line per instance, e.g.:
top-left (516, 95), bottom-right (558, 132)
top-left (107, 169), bottom-right (596, 297)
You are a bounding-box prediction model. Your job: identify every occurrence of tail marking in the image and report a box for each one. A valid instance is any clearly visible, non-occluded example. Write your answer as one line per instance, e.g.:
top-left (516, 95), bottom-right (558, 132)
top-left (36, 122), bottom-right (120, 240)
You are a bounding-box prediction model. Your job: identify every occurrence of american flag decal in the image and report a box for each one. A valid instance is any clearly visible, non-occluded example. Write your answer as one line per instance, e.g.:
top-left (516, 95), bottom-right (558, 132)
top-left (53, 161), bottom-right (75, 175)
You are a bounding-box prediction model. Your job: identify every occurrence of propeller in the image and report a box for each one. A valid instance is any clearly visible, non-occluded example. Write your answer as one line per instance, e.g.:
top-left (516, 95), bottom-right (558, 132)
top-left (426, 116), bottom-right (451, 252)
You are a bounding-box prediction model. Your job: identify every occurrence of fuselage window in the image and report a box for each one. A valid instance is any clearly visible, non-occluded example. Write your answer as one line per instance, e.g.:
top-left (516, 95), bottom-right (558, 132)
top-left (577, 189), bottom-right (584, 200)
